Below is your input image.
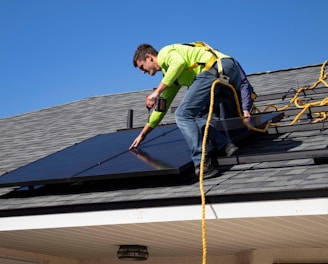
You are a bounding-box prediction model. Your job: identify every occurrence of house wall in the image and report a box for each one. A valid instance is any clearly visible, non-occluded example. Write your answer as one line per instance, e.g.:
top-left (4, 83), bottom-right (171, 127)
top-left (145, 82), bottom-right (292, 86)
top-left (1, 247), bottom-right (328, 264)
top-left (250, 248), bottom-right (328, 264)
top-left (79, 248), bottom-right (328, 264)
top-left (0, 248), bottom-right (79, 264)
top-left (79, 255), bottom-right (238, 264)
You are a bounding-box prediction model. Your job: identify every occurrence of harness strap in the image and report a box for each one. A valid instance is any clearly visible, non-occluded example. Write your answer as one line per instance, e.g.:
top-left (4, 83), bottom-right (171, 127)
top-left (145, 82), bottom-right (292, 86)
top-left (216, 58), bottom-right (223, 75)
top-left (184, 42), bottom-right (223, 74)
top-left (184, 41), bottom-right (257, 109)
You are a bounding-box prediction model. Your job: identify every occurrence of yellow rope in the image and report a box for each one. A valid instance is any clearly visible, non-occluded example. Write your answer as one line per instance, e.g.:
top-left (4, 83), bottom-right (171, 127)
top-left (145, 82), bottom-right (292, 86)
top-left (199, 87), bottom-right (214, 264)
top-left (263, 60), bottom-right (328, 125)
top-left (199, 78), bottom-right (272, 264)
top-left (200, 61), bottom-right (328, 263)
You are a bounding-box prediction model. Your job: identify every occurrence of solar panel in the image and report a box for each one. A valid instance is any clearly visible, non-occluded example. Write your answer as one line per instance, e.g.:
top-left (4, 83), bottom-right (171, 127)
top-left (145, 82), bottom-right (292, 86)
top-left (211, 111), bottom-right (284, 142)
top-left (0, 124), bottom-right (193, 187)
top-left (75, 126), bottom-right (192, 181)
top-left (0, 112), bottom-right (283, 188)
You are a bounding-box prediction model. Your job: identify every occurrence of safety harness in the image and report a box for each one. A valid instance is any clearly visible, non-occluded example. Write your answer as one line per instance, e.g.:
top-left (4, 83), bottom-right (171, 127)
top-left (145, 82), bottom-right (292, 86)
top-left (183, 41), bottom-right (227, 77)
top-left (184, 41), bottom-right (257, 102)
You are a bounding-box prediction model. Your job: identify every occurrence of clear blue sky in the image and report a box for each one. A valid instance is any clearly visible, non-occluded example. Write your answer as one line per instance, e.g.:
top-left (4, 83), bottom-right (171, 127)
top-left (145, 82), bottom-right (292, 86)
top-left (0, 0), bottom-right (327, 118)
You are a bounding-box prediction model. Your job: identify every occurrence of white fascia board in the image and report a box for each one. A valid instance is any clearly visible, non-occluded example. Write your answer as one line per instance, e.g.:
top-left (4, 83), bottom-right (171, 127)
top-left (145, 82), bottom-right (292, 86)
top-left (1, 198), bottom-right (328, 231)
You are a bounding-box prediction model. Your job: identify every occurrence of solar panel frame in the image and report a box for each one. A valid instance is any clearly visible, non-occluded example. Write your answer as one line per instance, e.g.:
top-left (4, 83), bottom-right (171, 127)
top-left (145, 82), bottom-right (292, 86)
top-left (0, 112), bottom-right (283, 188)
top-left (0, 125), bottom-right (193, 187)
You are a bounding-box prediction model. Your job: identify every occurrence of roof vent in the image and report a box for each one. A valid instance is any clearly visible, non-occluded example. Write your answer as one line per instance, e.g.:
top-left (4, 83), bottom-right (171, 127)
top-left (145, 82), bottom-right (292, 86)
top-left (127, 109), bottom-right (134, 129)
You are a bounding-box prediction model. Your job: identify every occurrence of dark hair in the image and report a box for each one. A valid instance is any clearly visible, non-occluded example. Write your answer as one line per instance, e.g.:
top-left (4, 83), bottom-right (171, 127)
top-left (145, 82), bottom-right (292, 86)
top-left (133, 44), bottom-right (158, 67)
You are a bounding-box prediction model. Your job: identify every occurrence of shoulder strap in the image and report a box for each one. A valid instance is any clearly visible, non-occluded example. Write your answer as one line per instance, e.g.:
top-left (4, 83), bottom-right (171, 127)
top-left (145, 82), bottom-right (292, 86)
top-left (183, 41), bottom-right (223, 74)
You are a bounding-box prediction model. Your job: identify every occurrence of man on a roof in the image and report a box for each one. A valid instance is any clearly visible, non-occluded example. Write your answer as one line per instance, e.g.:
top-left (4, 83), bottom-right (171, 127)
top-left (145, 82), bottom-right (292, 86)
top-left (129, 42), bottom-right (254, 178)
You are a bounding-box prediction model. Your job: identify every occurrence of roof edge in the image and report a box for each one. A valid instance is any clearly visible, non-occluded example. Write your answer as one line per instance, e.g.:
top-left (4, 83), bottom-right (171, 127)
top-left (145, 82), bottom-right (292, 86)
top-left (1, 198), bottom-right (327, 231)
top-left (248, 62), bottom-right (324, 76)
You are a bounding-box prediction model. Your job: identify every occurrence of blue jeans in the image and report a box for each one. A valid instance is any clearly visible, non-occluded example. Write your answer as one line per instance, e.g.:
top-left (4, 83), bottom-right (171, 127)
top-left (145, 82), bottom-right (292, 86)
top-left (214, 58), bottom-right (243, 119)
top-left (175, 65), bottom-right (231, 167)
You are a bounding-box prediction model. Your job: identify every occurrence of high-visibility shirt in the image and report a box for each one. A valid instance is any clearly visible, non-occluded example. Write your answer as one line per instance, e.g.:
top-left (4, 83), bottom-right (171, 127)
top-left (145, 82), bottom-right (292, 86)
top-left (148, 44), bottom-right (230, 128)
top-left (158, 43), bottom-right (229, 87)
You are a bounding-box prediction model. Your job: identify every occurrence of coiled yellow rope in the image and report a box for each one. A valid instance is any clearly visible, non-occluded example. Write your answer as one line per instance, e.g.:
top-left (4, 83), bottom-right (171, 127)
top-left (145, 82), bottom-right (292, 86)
top-left (264, 60), bottom-right (328, 125)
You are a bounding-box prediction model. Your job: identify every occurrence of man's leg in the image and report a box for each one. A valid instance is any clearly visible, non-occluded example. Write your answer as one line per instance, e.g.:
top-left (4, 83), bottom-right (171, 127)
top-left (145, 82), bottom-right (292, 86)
top-left (217, 58), bottom-right (243, 119)
top-left (175, 70), bottom-right (223, 167)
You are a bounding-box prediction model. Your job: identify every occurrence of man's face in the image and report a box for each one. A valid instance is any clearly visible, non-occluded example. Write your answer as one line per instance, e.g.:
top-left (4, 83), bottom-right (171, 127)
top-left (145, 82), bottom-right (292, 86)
top-left (136, 55), bottom-right (157, 76)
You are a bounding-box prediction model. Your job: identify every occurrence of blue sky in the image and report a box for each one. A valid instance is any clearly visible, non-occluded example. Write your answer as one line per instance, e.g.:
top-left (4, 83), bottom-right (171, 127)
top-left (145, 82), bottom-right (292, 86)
top-left (0, 0), bottom-right (327, 118)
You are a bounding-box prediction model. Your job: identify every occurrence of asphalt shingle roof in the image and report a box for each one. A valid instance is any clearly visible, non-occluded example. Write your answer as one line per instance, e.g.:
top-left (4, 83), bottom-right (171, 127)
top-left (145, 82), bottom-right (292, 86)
top-left (0, 62), bottom-right (327, 216)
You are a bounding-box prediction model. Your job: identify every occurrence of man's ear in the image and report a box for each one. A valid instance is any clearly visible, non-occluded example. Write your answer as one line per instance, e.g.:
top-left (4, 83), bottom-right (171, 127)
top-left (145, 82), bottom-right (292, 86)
top-left (145, 54), bottom-right (153, 61)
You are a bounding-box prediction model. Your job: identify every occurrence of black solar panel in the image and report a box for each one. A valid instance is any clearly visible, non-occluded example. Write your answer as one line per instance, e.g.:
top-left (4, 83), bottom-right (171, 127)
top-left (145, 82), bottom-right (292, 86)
top-left (0, 112), bottom-right (283, 188)
top-left (75, 125), bottom-right (193, 181)
top-left (0, 124), bottom-right (192, 187)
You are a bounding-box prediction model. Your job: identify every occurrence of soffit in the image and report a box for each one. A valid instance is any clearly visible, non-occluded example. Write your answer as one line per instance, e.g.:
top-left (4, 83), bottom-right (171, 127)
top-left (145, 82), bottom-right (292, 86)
top-left (0, 215), bottom-right (328, 259)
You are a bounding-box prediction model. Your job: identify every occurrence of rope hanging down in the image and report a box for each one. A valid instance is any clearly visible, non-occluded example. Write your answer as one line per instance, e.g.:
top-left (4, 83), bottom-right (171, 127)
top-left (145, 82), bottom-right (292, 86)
top-left (200, 60), bottom-right (327, 264)
top-left (199, 78), bottom-right (272, 264)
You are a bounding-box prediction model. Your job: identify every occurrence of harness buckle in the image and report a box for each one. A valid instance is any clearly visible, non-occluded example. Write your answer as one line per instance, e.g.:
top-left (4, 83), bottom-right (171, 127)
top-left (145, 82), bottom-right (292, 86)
top-left (219, 74), bottom-right (230, 85)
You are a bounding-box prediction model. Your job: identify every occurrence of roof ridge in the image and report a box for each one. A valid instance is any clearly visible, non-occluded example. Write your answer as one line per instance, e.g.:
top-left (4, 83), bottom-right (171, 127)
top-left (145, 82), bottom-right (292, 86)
top-left (0, 89), bottom-right (154, 120)
top-left (248, 62), bottom-right (323, 76)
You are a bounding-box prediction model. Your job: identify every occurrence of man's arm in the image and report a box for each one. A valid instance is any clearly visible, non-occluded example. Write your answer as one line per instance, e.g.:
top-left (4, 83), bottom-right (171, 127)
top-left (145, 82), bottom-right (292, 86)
top-left (235, 60), bottom-right (254, 118)
top-left (130, 81), bottom-right (180, 150)
top-left (129, 124), bottom-right (153, 150)
top-left (146, 82), bottom-right (168, 108)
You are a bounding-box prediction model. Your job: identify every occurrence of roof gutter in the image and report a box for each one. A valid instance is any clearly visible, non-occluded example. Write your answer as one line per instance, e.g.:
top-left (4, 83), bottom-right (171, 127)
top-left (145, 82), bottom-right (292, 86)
top-left (1, 197), bottom-right (327, 231)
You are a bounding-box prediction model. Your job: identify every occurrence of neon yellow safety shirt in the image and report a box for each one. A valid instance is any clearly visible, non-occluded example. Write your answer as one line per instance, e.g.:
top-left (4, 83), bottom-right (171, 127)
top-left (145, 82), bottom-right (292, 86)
top-left (147, 43), bottom-right (230, 128)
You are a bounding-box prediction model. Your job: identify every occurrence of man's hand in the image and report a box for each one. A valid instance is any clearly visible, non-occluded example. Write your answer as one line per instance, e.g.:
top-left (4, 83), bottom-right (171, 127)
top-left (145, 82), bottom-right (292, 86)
top-left (145, 96), bottom-right (156, 109)
top-left (129, 124), bottom-right (153, 150)
top-left (243, 110), bottom-right (251, 118)
top-left (129, 134), bottom-right (145, 150)
top-left (145, 88), bottom-right (161, 109)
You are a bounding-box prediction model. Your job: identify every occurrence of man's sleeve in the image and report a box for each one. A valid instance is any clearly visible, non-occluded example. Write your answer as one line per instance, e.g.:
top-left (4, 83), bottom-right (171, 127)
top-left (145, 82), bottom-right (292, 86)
top-left (161, 50), bottom-right (187, 87)
top-left (147, 83), bottom-right (180, 128)
top-left (235, 60), bottom-right (254, 111)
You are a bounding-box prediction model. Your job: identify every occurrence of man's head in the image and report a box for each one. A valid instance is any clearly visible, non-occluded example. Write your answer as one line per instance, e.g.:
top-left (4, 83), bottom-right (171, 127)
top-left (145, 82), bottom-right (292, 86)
top-left (133, 44), bottom-right (160, 76)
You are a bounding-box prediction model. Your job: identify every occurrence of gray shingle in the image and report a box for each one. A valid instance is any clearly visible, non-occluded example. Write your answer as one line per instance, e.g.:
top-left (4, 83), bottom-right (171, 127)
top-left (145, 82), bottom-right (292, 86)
top-left (1, 63), bottom-right (328, 214)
